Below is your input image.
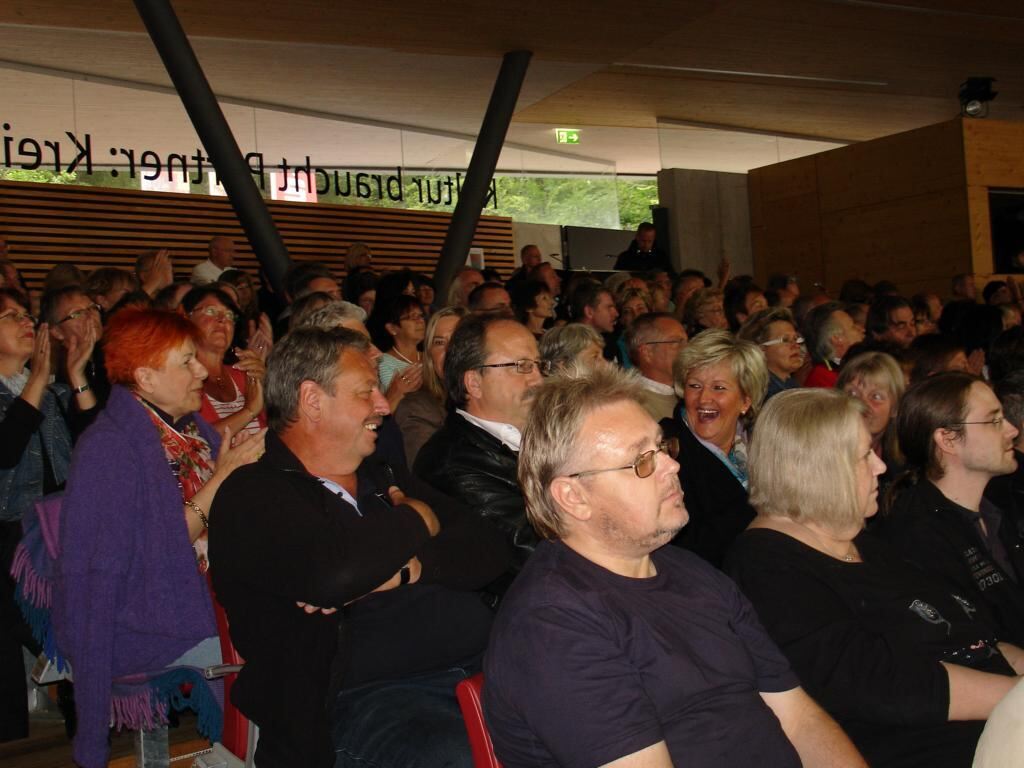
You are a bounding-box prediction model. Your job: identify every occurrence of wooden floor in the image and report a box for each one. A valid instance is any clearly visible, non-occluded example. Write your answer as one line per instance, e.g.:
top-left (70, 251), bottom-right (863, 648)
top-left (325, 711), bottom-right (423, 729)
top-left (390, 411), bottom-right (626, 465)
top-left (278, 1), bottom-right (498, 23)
top-left (0, 712), bottom-right (210, 768)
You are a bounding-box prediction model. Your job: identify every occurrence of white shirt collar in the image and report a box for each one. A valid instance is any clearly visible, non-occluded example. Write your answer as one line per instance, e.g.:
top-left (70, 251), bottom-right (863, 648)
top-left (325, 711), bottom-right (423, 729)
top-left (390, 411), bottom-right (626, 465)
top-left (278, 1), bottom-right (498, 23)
top-left (639, 375), bottom-right (676, 396)
top-left (316, 476), bottom-right (361, 515)
top-left (457, 408), bottom-right (522, 452)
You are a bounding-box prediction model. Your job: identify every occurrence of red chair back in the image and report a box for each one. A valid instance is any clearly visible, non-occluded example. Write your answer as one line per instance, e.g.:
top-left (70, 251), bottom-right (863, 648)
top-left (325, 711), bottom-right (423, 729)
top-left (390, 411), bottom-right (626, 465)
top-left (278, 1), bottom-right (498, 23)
top-left (455, 673), bottom-right (503, 768)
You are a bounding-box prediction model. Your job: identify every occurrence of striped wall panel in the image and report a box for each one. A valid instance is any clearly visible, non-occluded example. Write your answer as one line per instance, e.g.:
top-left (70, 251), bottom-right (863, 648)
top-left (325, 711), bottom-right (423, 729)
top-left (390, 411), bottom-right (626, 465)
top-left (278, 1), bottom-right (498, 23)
top-left (0, 180), bottom-right (514, 293)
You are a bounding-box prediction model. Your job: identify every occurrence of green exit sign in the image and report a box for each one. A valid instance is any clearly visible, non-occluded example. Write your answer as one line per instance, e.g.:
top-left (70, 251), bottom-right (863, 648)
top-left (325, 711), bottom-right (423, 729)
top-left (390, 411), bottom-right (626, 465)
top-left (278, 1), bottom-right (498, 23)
top-left (556, 128), bottom-right (581, 144)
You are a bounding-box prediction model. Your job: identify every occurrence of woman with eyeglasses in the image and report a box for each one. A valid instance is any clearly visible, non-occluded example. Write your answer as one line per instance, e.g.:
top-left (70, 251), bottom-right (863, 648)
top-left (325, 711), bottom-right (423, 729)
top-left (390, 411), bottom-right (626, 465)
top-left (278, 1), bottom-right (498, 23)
top-left (661, 328), bottom-right (768, 568)
top-left (682, 287), bottom-right (730, 338)
top-left (727, 388), bottom-right (1023, 768)
top-left (738, 308), bottom-right (805, 401)
top-left (371, 294), bottom-right (426, 393)
top-left (181, 286), bottom-right (266, 441)
top-left (0, 287), bottom-right (73, 741)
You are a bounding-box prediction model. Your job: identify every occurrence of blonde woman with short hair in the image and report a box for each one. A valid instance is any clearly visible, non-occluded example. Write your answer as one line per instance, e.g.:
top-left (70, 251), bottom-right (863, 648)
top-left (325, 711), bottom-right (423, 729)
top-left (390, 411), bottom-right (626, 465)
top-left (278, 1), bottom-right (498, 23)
top-left (661, 328), bottom-right (768, 566)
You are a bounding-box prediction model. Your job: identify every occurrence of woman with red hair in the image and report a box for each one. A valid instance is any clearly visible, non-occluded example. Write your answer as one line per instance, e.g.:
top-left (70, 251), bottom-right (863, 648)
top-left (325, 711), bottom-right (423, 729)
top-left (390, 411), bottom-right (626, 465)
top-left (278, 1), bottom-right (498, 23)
top-left (55, 307), bottom-right (264, 768)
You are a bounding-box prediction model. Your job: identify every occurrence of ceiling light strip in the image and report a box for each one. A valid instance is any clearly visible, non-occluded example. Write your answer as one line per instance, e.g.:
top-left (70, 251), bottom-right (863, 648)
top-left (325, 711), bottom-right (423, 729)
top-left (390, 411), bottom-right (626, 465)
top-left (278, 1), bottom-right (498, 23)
top-left (613, 62), bottom-right (887, 88)
top-left (657, 117), bottom-right (855, 145)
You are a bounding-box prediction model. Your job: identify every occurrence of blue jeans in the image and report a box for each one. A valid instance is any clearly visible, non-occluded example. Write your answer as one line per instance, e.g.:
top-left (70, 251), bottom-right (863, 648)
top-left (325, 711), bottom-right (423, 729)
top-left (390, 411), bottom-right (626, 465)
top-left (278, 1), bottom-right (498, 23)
top-left (332, 664), bottom-right (477, 768)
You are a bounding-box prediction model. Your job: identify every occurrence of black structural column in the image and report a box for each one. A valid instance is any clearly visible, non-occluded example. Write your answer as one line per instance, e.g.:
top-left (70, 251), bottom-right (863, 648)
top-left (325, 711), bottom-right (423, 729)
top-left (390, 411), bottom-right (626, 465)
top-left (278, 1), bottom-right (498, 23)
top-left (134, 0), bottom-right (290, 295)
top-left (436, 50), bottom-right (532, 296)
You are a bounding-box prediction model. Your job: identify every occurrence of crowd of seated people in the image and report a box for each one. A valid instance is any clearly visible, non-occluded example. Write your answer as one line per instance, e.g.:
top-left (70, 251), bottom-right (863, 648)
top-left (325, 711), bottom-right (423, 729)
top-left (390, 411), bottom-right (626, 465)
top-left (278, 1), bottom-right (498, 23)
top-left (2, 231), bottom-right (1024, 767)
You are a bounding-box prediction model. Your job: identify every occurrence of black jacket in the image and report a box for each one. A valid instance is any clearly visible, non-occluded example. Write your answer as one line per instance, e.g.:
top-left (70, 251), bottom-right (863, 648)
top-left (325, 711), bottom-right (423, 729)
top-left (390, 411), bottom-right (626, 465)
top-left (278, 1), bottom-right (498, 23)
top-left (209, 431), bottom-right (430, 767)
top-left (661, 412), bottom-right (756, 569)
top-left (343, 428), bottom-right (511, 688)
top-left (880, 479), bottom-right (1024, 646)
top-left (614, 241), bottom-right (672, 273)
top-left (414, 412), bottom-right (538, 580)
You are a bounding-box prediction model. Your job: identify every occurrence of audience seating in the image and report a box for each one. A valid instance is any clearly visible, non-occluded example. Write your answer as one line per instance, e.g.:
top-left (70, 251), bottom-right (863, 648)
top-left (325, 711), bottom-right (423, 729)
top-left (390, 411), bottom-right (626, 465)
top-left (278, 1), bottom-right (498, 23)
top-left (208, 586), bottom-right (257, 768)
top-left (455, 673), bottom-right (502, 768)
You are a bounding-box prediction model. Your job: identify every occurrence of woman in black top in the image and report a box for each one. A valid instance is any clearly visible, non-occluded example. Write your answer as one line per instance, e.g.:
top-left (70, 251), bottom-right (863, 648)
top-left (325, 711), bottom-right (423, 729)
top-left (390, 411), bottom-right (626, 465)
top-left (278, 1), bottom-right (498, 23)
top-left (727, 389), bottom-right (1023, 768)
top-left (662, 329), bottom-right (767, 567)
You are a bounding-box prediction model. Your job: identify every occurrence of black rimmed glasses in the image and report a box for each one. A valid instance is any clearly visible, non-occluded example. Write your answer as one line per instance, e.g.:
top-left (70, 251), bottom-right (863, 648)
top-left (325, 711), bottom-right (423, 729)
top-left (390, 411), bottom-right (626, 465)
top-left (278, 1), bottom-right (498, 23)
top-left (477, 358), bottom-right (552, 376)
top-left (57, 303), bottom-right (101, 324)
top-left (567, 437), bottom-right (679, 480)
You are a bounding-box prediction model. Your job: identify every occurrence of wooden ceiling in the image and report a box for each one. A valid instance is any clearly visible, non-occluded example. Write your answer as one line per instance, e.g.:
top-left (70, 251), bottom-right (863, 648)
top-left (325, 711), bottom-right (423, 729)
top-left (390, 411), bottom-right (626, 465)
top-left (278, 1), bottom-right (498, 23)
top-left (0, 0), bottom-right (1022, 173)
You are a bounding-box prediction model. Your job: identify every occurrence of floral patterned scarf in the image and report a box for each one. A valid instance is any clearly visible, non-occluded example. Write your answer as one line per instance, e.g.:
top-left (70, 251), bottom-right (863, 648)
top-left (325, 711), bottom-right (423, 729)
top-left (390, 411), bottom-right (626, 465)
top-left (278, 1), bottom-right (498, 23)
top-left (138, 397), bottom-right (215, 569)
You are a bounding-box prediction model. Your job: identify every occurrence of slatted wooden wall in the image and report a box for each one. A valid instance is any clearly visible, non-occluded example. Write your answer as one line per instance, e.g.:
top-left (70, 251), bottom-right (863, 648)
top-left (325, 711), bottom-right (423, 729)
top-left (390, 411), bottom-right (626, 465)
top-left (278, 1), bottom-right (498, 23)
top-left (0, 180), bottom-right (514, 294)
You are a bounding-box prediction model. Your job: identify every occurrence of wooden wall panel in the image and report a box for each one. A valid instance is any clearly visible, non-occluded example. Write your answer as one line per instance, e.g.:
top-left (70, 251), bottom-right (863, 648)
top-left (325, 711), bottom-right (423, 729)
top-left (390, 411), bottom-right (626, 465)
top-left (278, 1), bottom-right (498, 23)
top-left (749, 118), bottom-right (983, 300)
top-left (963, 120), bottom-right (1024, 190)
top-left (820, 188), bottom-right (972, 297)
top-left (0, 180), bottom-right (514, 294)
top-left (966, 185), bottom-right (995, 276)
top-left (748, 155), bottom-right (823, 289)
top-left (815, 121), bottom-right (965, 213)
top-left (961, 120), bottom-right (1024, 283)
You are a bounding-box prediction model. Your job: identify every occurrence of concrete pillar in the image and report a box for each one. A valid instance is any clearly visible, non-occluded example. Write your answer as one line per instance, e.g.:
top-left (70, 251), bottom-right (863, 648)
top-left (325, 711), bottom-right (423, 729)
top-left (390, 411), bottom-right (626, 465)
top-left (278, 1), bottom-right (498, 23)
top-left (657, 169), bottom-right (753, 279)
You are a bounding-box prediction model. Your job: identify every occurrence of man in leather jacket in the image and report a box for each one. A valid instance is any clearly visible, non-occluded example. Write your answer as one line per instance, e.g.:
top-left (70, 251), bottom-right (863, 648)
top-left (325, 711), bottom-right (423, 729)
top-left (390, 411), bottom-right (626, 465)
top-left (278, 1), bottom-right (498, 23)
top-left (414, 315), bottom-right (544, 594)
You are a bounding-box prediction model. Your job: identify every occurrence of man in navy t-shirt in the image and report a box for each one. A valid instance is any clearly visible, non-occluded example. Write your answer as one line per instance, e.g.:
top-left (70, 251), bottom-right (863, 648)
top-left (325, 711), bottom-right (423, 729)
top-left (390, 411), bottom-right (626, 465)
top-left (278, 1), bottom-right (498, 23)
top-left (483, 367), bottom-right (866, 768)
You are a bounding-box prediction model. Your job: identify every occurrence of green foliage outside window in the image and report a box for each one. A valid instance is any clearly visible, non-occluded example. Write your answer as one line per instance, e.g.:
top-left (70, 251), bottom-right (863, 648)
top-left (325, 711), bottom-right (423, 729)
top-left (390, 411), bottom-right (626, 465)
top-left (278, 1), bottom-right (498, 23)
top-left (1, 167), bottom-right (658, 232)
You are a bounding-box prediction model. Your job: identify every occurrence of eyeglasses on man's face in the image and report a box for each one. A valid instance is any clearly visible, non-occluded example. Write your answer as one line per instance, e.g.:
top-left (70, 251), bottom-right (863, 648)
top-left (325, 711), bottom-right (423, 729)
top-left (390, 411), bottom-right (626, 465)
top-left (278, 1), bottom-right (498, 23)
top-left (567, 437), bottom-right (680, 480)
top-left (477, 358), bottom-right (552, 376)
top-left (57, 303), bottom-right (101, 324)
top-left (946, 416), bottom-right (1006, 429)
top-left (761, 334), bottom-right (804, 348)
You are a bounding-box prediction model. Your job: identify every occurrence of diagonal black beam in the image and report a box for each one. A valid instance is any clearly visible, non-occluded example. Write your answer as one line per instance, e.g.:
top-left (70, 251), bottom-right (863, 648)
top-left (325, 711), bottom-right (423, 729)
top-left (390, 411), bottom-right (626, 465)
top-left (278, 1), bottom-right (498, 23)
top-left (436, 50), bottom-right (532, 295)
top-left (134, 0), bottom-right (290, 296)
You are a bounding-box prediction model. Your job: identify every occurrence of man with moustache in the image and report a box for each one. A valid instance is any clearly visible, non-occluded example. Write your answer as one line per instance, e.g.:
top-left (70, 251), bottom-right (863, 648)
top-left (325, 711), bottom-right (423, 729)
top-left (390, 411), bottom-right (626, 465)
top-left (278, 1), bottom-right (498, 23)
top-left (209, 327), bottom-right (441, 768)
top-left (484, 367), bottom-right (864, 768)
top-left (415, 315), bottom-right (546, 593)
